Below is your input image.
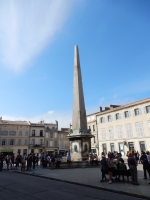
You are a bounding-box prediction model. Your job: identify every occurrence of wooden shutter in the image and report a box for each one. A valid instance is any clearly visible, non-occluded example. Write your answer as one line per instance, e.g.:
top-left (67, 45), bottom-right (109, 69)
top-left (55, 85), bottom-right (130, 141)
top-left (119, 113), bottom-right (122, 119)
top-left (139, 108), bottom-right (142, 115)
top-left (143, 107), bottom-right (146, 114)
top-left (128, 111), bottom-right (131, 117)
top-left (132, 110), bottom-right (135, 116)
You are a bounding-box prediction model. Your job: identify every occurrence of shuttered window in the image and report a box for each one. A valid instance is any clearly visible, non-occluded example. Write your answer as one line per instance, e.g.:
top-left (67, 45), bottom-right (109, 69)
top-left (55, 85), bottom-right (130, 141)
top-left (126, 124), bottom-right (132, 138)
top-left (136, 122), bottom-right (143, 137)
top-left (101, 128), bottom-right (105, 140)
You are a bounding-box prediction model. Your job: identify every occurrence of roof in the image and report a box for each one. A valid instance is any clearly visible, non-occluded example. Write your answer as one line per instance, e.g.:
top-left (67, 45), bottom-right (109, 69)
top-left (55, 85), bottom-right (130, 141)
top-left (87, 97), bottom-right (150, 117)
top-left (0, 120), bottom-right (30, 125)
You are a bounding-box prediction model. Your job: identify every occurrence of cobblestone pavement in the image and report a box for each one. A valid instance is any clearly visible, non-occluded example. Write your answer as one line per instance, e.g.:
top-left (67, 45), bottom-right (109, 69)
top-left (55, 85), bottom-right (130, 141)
top-left (0, 170), bottom-right (147, 200)
top-left (2, 163), bottom-right (150, 199)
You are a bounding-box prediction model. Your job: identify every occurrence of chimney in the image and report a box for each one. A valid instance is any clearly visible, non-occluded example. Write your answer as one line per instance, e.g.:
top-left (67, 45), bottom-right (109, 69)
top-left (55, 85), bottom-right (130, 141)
top-left (99, 107), bottom-right (103, 112)
top-left (105, 107), bottom-right (110, 111)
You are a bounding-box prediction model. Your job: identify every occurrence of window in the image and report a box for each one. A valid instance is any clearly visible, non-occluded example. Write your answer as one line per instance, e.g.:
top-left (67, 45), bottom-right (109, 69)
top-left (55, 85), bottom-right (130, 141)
top-left (46, 132), bottom-right (48, 138)
top-left (19, 131), bottom-right (22, 136)
top-left (115, 113), bottom-right (120, 120)
top-left (60, 134), bottom-right (63, 139)
top-left (18, 139), bottom-right (22, 145)
top-left (109, 127), bottom-right (113, 140)
top-left (50, 141), bottom-right (53, 147)
top-left (100, 117), bottom-right (105, 123)
top-left (102, 143), bottom-right (107, 154)
top-left (32, 139), bottom-right (35, 145)
top-left (2, 140), bottom-right (6, 145)
top-left (116, 125), bottom-right (123, 139)
top-left (1, 131), bottom-right (8, 136)
top-left (136, 122), bottom-right (143, 137)
top-left (88, 126), bottom-right (91, 130)
top-left (23, 149), bottom-right (27, 154)
top-left (25, 131), bottom-right (28, 136)
top-left (93, 125), bottom-right (95, 131)
top-left (40, 130), bottom-right (43, 136)
top-left (124, 111), bottom-right (130, 118)
top-left (140, 142), bottom-right (146, 152)
top-left (25, 139), bottom-right (28, 145)
top-left (108, 115), bottom-right (112, 122)
top-left (46, 141), bottom-right (48, 147)
top-left (101, 128), bottom-right (105, 140)
top-left (134, 108), bottom-right (140, 116)
top-left (126, 124), bottom-right (132, 138)
top-left (40, 139), bottom-right (43, 145)
top-left (55, 141), bottom-right (57, 147)
top-left (146, 106), bottom-right (150, 113)
top-left (10, 139), bottom-right (15, 145)
top-left (50, 132), bottom-right (53, 138)
top-left (9, 131), bottom-right (16, 136)
top-left (54, 132), bottom-right (57, 138)
top-left (110, 143), bottom-right (114, 152)
top-left (129, 142), bottom-right (134, 151)
top-left (32, 130), bottom-right (35, 136)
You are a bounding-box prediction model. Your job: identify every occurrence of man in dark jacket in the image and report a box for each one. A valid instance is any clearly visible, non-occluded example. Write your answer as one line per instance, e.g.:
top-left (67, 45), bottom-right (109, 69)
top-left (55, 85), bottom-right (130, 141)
top-left (128, 152), bottom-right (139, 185)
top-left (140, 152), bottom-right (150, 179)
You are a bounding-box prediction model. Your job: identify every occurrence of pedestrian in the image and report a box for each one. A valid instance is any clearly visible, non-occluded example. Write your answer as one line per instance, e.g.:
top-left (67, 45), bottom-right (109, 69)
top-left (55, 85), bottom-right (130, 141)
top-left (0, 154), bottom-right (3, 171)
top-left (5, 155), bottom-right (11, 170)
top-left (128, 152), bottom-right (139, 185)
top-left (21, 153), bottom-right (26, 172)
top-left (140, 152), bottom-right (150, 179)
top-left (26, 154), bottom-right (32, 171)
top-left (107, 153), bottom-right (114, 184)
top-left (56, 154), bottom-right (61, 169)
top-left (32, 153), bottom-right (36, 169)
top-left (100, 155), bottom-right (107, 182)
top-left (51, 154), bottom-right (55, 169)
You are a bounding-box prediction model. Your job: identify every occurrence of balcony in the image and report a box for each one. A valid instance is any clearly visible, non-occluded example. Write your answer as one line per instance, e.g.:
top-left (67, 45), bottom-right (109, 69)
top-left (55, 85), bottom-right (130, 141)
top-left (30, 134), bottom-right (44, 137)
top-left (30, 144), bottom-right (45, 148)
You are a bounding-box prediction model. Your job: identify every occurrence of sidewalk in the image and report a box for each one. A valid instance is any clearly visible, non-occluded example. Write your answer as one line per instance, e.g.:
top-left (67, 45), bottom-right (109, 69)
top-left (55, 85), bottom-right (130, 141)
top-left (12, 164), bottom-right (150, 199)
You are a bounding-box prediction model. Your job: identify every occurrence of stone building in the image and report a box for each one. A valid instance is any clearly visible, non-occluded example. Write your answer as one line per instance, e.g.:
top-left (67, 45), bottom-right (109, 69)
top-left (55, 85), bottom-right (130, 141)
top-left (58, 128), bottom-right (70, 155)
top-left (44, 121), bottom-right (58, 153)
top-left (0, 118), bottom-right (30, 155)
top-left (29, 121), bottom-right (45, 154)
top-left (87, 98), bottom-right (150, 156)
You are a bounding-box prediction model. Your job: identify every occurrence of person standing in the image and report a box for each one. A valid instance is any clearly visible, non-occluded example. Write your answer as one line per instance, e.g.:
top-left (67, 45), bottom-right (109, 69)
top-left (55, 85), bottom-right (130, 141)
top-left (32, 154), bottom-right (36, 169)
top-left (140, 152), bottom-right (150, 179)
top-left (5, 155), bottom-right (11, 170)
top-left (21, 153), bottom-right (26, 172)
top-left (128, 152), bottom-right (139, 185)
top-left (107, 153), bottom-right (114, 184)
top-left (100, 155), bottom-right (107, 182)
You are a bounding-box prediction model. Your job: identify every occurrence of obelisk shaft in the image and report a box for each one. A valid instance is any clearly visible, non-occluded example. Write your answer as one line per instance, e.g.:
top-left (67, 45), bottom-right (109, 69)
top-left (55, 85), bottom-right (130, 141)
top-left (72, 45), bottom-right (87, 133)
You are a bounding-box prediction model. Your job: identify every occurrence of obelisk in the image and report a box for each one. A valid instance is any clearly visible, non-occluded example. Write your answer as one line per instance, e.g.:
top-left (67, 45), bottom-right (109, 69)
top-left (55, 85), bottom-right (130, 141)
top-left (67, 45), bottom-right (93, 161)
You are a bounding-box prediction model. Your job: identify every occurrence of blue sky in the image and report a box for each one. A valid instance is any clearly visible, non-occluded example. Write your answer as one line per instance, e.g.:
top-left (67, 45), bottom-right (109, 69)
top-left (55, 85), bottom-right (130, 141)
top-left (0, 0), bottom-right (150, 128)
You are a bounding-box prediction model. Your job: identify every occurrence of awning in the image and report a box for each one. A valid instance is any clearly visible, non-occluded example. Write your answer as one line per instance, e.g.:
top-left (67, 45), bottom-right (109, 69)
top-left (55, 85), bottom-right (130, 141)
top-left (0, 149), bottom-right (13, 153)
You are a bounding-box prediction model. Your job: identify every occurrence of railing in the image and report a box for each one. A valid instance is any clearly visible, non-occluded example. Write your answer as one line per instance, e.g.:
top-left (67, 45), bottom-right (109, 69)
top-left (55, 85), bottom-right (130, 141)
top-left (29, 144), bottom-right (45, 147)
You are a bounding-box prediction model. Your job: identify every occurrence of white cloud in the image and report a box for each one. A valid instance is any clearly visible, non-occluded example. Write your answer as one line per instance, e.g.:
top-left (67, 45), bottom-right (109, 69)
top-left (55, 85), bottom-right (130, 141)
top-left (48, 110), bottom-right (54, 115)
top-left (0, 0), bottom-right (75, 72)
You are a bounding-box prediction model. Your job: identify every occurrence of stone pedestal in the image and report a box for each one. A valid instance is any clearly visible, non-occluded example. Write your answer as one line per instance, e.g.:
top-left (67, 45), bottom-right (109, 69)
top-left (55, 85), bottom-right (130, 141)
top-left (68, 134), bottom-right (92, 161)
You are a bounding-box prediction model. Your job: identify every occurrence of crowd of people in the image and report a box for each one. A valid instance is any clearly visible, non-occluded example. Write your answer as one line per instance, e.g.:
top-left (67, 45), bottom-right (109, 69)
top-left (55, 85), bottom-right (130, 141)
top-left (1, 150), bottom-right (150, 187)
top-left (0, 152), bottom-right (63, 172)
top-left (99, 150), bottom-right (150, 185)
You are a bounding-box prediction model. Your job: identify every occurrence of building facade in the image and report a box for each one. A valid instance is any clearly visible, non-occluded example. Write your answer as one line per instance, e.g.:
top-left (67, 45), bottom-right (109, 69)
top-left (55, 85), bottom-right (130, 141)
top-left (58, 128), bottom-right (70, 155)
top-left (29, 121), bottom-right (45, 154)
top-left (44, 121), bottom-right (59, 153)
top-left (0, 118), bottom-right (69, 155)
top-left (87, 98), bottom-right (150, 156)
top-left (0, 118), bottom-right (30, 155)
